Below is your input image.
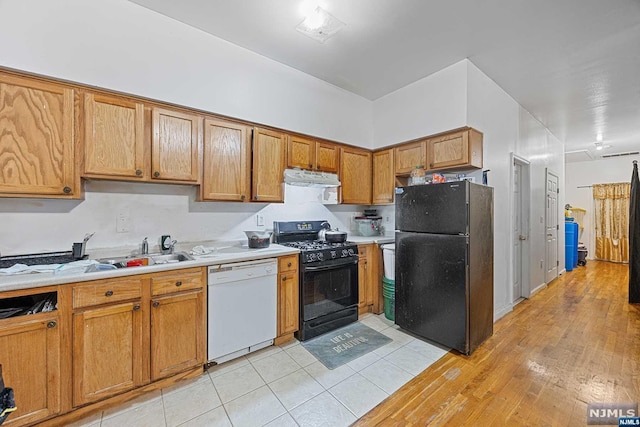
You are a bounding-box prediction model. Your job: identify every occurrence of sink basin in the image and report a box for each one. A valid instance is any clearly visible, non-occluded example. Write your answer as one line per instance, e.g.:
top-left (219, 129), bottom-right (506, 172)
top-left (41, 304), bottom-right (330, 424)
top-left (95, 251), bottom-right (194, 268)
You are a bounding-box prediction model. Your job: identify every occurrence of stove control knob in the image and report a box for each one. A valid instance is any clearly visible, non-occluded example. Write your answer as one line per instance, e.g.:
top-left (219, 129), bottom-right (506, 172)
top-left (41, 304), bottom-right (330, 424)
top-left (342, 249), bottom-right (349, 257)
top-left (330, 250), bottom-right (337, 259)
top-left (317, 253), bottom-right (324, 261)
top-left (348, 248), bottom-right (355, 256)
top-left (308, 253), bottom-right (316, 262)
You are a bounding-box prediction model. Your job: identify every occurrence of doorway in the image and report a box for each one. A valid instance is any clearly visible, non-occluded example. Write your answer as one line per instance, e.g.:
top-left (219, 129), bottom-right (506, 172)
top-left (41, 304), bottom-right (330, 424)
top-left (545, 169), bottom-right (560, 283)
top-left (511, 154), bottom-right (531, 302)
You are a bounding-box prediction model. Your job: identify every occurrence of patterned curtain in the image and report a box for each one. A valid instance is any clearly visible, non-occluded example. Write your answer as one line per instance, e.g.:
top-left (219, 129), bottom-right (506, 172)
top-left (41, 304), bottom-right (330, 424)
top-left (593, 182), bottom-right (630, 262)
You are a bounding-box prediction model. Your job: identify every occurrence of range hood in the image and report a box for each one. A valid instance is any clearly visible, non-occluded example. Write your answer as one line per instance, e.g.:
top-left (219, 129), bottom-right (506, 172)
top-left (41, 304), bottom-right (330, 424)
top-left (283, 168), bottom-right (341, 187)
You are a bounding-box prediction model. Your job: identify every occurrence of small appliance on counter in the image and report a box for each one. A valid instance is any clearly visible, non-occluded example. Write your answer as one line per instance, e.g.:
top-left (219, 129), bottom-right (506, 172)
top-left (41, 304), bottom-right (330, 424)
top-left (244, 230), bottom-right (272, 248)
top-left (354, 209), bottom-right (382, 236)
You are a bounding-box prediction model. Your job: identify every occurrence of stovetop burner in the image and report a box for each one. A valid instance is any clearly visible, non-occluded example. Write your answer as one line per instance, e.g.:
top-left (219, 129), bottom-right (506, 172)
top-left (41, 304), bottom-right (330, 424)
top-left (279, 240), bottom-right (358, 264)
top-left (280, 240), bottom-right (353, 251)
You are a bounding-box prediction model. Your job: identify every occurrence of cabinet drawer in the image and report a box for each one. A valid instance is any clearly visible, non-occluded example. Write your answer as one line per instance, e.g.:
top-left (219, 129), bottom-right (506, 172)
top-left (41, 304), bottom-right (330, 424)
top-left (73, 278), bottom-right (143, 308)
top-left (278, 255), bottom-right (298, 274)
top-left (151, 268), bottom-right (203, 296)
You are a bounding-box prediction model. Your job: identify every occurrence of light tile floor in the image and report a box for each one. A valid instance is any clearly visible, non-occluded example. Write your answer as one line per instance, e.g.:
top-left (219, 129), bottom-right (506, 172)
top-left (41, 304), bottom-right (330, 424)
top-left (70, 313), bottom-right (448, 427)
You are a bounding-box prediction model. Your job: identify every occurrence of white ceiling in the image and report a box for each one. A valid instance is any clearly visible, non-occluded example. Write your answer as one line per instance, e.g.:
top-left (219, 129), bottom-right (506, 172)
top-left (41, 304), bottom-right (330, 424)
top-left (130, 0), bottom-right (640, 160)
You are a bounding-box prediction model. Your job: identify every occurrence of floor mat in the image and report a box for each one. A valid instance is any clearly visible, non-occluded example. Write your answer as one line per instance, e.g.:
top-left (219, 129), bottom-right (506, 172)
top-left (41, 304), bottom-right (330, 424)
top-left (301, 322), bottom-right (392, 369)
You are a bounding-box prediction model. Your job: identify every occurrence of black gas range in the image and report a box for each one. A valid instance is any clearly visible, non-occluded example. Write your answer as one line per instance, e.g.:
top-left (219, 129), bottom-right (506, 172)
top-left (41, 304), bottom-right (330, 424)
top-left (273, 221), bottom-right (359, 341)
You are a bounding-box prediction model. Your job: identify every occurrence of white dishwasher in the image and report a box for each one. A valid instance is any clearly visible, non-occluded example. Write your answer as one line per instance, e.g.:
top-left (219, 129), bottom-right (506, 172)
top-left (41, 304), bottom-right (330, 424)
top-left (207, 258), bottom-right (277, 364)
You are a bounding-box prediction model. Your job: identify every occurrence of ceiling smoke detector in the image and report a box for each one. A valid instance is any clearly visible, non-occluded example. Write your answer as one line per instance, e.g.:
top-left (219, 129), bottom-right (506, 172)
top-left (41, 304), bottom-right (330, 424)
top-left (296, 6), bottom-right (345, 43)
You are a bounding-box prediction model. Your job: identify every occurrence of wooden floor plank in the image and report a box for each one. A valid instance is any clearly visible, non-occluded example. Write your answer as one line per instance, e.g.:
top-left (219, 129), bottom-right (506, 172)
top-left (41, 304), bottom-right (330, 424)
top-left (354, 261), bottom-right (639, 426)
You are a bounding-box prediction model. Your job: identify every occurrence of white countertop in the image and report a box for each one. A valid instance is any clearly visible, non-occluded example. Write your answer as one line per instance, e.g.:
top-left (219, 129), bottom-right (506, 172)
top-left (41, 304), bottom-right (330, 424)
top-left (348, 235), bottom-right (395, 245)
top-left (0, 243), bottom-right (299, 293)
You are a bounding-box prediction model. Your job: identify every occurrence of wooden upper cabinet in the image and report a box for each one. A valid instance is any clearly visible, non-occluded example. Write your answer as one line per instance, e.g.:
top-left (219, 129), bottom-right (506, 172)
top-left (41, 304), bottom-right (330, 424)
top-left (83, 93), bottom-right (145, 179)
top-left (426, 128), bottom-right (483, 171)
top-left (151, 108), bottom-right (201, 183)
top-left (287, 136), bottom-right (339, 173)
top-left (340, 147), bottom-right (372, 205)
top-left (287, 135), bottom-right (314, 170)
top-left (372, 149), bottom-right (395, 205)
top-left (316, 141), bottom-right (339, 173)
top-left (0, 73), bottom-right (77, 198)
top-left (201, 119), bottom-right (251, 202)
top-left (394, 141), bottom-right (424, 175)
top-left (252, 127), bottom-right (286, 202)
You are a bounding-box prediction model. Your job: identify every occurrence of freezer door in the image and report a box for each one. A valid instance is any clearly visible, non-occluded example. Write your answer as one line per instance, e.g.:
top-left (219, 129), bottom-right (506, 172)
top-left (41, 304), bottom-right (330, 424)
top-left (395, 182), bottom-right (468, 234)
top-left (395, 232), bottom-right (469, 353)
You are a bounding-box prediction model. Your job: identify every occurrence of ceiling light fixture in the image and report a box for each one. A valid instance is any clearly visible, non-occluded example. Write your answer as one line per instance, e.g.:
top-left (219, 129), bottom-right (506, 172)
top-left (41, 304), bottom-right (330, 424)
top-left (296, 3), bottom-right (345, 43)
top-left (595, 143), bottom-right (603, 151)
top-left (596, 133), bottom-right (603, 142)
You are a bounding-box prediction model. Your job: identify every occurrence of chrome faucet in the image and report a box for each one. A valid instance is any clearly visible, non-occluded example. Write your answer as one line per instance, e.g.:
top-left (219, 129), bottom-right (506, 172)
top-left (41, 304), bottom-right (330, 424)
top-left (141, 237), bottom-right (148, 255)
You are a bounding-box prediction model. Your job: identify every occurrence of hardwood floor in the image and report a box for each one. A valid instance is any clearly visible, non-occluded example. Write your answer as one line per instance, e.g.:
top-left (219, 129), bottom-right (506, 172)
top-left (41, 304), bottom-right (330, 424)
top-left (355, 261), bottom-right (639, 426)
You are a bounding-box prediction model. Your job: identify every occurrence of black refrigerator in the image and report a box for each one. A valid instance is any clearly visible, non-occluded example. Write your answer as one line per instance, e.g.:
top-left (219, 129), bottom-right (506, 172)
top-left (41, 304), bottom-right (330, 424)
top-left (395, 181), bottom-right (494, 355)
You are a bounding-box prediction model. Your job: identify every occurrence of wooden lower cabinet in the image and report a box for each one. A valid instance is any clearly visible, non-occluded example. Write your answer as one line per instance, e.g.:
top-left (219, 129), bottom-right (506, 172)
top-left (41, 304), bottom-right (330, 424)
top-left (276, 255), bottom-right (299, 344)
top-left (358, 244), bottom-right (381, 315)
top-left (0, 309), bottom-right (60, 426)
top-left (150, 268), bottom-right (206, 381)
top-left (72, 300), bottom-right (144, 406)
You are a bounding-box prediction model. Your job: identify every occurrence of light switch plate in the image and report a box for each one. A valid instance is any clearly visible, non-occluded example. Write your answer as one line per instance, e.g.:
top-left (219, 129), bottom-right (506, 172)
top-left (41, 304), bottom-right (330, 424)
top-left (256, 214), bottom-right (264, 227)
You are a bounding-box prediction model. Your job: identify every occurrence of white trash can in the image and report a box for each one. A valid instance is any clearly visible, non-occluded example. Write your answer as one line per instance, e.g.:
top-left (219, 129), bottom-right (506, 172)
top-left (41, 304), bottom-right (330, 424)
top-left (381, 244), bottom-right (395, 281)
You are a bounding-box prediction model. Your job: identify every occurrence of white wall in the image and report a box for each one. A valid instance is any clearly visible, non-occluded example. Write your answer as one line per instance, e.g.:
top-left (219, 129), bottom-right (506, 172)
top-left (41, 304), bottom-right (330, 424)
top-left (466, 62), bottom-right (565, 319)
top-left (372, 61), bottom-right (468, 149)
top-left (0, 181), bottom-right (363, 256)
top-left (565, 154), bottom-right (640, 258)
top-left (0, 0), bottom-right (372, 147)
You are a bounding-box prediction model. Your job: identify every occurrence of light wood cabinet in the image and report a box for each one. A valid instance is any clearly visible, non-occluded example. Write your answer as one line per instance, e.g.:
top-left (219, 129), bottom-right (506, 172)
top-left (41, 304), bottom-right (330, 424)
top-left (252, 127), bottom-right (286, 202)
top-left (394, 141), bottom-right (424, 175)
top-left (0, 306), bottom-right (60, 426)
top-left (0, 73), bottom-right (78, 198)
top-left (276, 255), bottom-right (299, 344)
top-left (340, 147), bottom-right (372, 205)
top-left (201, 118), bottom-right (251, 201)
top-left (287, 135), bottom-right (339, 173)
top-left (425, 128), bottom-right (482, 171)
top-left (358, 244), bottom-right (375, 314)
top-left (83, 93), bottom-right (145, 180)
top-left (151, 107), bottom-right (201, 183)
top-left (72, 277), bottom-right (144, 407)
top-left (372, 149), bottom-right (395, 205)
top-left (149, 268), bottom-right (205, 381)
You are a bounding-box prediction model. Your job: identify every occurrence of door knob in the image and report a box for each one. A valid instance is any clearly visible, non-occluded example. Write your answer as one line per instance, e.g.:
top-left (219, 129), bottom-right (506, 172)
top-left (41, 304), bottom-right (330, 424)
top-left (518, 235), bottom-right (527, 241)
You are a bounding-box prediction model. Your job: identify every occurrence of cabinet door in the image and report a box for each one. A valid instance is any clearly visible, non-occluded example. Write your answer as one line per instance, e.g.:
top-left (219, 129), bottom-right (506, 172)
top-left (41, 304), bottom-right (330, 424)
top-left (0, 315), bottom-right (60, 426)
top-left (83, 93), bottom-right (145, 179)
top-left (152, 108), bottom-right (201, 183)
top-left (201, 119), bottom-right (251, 202)
top-left (372, 149), bottom-right (395, 205)
top-left (0, 73), bottom-right (76, 197)
top-left (73, 301), bottom-right (143, 406)
top-left (358, 245), bottom-right (374, 312)
top-left (252, 127), bottom-right (286, 202)
top-left (340, 147), bottom-right (371, 205)
top-left (287, 135), bottom-right (315, 170)
top-left (278, 272), bottom-right (299, 336)
top-left (394, 141), bottom-right (424, 175)
top-left (426, 130), bottom-right (469, 170)
top-left (150, 290), bottom-right (205, 381)
top-left (316, 141), bottom-right (339, 173)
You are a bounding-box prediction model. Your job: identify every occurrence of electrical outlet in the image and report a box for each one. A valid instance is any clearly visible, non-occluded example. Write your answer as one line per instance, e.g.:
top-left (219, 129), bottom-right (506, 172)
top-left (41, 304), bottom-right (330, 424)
top-left (256, 214), bottom-right (264, 227)
top-left (116, 211), bottom-right (131, 233)
top-left (385, 215), bottom-right (391, 223)
top-left (540, 260), bottom-right (544, 269)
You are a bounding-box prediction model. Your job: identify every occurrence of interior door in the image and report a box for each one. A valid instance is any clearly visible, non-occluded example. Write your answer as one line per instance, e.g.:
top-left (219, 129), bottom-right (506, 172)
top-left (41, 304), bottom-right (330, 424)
top-left (545, 170), bottom-right (559, 283)
top-left (513, 161), bottom-right (523, 301)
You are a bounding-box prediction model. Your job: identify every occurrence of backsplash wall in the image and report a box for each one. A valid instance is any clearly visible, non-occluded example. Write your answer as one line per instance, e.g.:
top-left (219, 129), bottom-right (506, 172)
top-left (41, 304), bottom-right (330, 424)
top-left (0, 181), bottom-right (369, 257)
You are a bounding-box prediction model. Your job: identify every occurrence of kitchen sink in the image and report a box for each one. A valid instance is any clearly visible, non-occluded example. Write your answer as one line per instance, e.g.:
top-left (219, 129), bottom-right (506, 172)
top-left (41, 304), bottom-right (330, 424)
top-left (95, 251), bottom-right (194, 268)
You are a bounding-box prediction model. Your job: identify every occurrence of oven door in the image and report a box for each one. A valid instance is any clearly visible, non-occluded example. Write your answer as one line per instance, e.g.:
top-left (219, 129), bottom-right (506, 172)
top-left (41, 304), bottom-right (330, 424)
top-left (300, 257), bottom-right (359, 322)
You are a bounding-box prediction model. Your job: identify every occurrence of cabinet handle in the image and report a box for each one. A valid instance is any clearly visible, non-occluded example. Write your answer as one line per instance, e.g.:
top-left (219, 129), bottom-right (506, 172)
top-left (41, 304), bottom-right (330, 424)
top-left (282, 276), bottom-right (286, 282)
top-left (153, 301), bottom-right (160, 308)
top-left (309, 164), bottom-right (313, 168)
top-left (287, 262), bottom-right (292, 268)
top-left (254, 195), bottom-right (259, 201)
top-left (63, 186), bottom-right (71, 194)
top-left (429, 163), bottom-right (433, 168)
top-left (133, 305), bottom-right (141, 311)
top-left (135, 169), bottom-right (143, 176)
top-left (153, 171), bottom-right (160, 178)
top-left (241, 195), bottom-right (246, 200)
top-left (317, 165), bottom-right (320, 170)
top-left (175, 281), bottom-right (182, 287)
top-left (47, 321), bottom-right (57, 329)
top-left (388, 197), bottom-right (393, 202)
top-left (105, 290), bottom-right (114, 297)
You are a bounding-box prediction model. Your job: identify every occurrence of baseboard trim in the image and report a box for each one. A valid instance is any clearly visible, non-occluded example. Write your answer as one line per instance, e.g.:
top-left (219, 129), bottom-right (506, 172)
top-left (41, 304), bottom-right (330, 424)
top-left (494, 304), bottom-right (513, 322)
